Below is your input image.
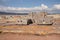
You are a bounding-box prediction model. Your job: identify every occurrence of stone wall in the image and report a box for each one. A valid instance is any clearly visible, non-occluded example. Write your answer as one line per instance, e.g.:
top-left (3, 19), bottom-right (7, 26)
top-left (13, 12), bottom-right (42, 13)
top-left (0, 12), bottom-right (60, 25)
top-left (0, 15), bottom-right (28, 25)
top-left (32, 12), bottom-right (53, 25)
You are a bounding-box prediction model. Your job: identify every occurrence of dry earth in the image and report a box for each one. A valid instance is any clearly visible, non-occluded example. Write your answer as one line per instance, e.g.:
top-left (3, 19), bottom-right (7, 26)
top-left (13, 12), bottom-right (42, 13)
top-left (0, 33), bottom-right (60, 40)
top-left (0, 25), bottom-right (60, 40)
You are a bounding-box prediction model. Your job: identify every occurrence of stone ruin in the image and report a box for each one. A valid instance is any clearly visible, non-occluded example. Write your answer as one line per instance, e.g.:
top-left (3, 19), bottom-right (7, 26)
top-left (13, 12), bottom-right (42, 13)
top-left (0, 12), bottom-right (60, 26)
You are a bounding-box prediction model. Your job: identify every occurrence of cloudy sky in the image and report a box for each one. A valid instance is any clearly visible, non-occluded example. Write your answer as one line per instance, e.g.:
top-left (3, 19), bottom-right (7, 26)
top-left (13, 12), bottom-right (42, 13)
top-left (0, 0), bottom-right (60, 13)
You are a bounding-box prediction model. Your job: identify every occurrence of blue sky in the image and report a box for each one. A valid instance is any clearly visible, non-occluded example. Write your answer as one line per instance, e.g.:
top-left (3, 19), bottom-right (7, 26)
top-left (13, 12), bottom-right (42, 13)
top-left (1, 0), bottom-right (60, 7)
top-left (0, 0), bottom-right (60, 13)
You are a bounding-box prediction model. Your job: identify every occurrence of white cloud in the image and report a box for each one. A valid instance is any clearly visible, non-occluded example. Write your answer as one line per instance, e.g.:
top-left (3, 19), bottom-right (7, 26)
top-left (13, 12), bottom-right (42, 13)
top-left (46, 4), bottom-right (60, 13)
top-left (40, 4), bottom-right (48, 9)
top-left (0, 4), bottom-right (48, 13)
top-left (53, 4), bottom-right (60, 9)
top-left (0, 4), bottom-right (60, 13)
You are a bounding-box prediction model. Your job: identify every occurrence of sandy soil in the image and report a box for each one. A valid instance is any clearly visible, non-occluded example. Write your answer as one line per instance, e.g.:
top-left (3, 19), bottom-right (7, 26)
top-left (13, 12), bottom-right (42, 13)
top-left (0, 25), bottom-right (60, 40)
top-left (1, 25), bottom-right (60, 35)
top-left (0, 33), bottom-right (60, 40)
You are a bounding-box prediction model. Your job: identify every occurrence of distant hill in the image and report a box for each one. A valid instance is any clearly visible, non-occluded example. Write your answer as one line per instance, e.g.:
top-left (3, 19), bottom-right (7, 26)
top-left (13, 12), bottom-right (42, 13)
top-left (0, 12), bottom-right (28, 15)
top-left (0, 12), bottom-right (60, 15)
top-left (48, 13), bottom-right (60, 15)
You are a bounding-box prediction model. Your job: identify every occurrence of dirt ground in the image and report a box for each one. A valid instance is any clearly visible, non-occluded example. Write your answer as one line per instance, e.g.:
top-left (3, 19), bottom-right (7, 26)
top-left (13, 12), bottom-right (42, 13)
top-left (1, 25), bottom-right (60, 35)
top-left (0, 33), bottom-right (60, 40)
top-left (0, 25), bottom-right (60, 40)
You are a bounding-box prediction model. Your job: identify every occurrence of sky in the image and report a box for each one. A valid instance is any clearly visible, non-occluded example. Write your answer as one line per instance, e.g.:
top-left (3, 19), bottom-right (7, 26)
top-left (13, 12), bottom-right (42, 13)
top-left (0, 0), bottom-right (60, 13)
